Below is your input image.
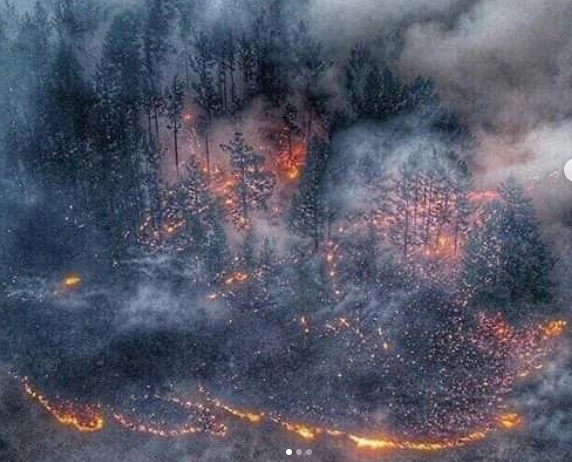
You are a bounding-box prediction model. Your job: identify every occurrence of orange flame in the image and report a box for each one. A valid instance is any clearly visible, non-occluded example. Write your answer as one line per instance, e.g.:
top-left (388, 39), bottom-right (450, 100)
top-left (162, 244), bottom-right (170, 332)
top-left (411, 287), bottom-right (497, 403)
top-left (225, 272), bottom-right (249, 285)
top-left (23, 379), bottom-right (104, 432)
top-left (62, 274), bottom-right (82, 290)
top-left (497, 413), bottom-right (523, 430)
top-left (276, 142), bottom-right (307, 182)
top-left (541, 320), bottom-right (567, 338)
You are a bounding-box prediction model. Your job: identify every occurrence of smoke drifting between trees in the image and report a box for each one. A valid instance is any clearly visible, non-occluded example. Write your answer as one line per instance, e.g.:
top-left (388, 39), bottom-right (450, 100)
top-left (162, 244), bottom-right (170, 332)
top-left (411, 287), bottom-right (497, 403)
top-left (0, 2), bottom-right (567, 458)
top-left (0, 0), bottom-right (555, 322)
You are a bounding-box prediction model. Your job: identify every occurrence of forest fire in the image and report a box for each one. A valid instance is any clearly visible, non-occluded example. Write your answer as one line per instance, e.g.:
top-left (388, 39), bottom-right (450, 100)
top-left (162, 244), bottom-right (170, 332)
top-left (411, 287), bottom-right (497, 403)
top-left (541, 320), bottom-right (567, 338)
top-left (347, 428), bottom-right (490, 451)
top-left (225, 272), bottom-right (249, 285)
top-left (213, 401), bottom-right (265, 424)
top-left (275, 141), bottom-right (307, 182)
top-left (15, 374), bottom-right (527, 453)
top-left (61, 274), bottom-right (82, 290)
top-left (4, 1), bottom-right (571, 461)
top-left (112, 412), bottom-right (227, 438)
top-left (23, 379), bottom-right (104, 432)
top-left (472, 314), bottom-right (568, 388)
top-left (15, 313), bottom-right (564, 451)
top-left (277, 420), bottom-right (321, 440)
top-left (497, 413), bottom-right (523, 430)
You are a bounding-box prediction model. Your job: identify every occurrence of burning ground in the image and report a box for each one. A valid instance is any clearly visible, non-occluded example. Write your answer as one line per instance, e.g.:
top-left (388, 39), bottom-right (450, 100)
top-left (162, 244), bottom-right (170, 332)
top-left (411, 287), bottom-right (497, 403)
top-left (2, 0), bottom-right (572, 461)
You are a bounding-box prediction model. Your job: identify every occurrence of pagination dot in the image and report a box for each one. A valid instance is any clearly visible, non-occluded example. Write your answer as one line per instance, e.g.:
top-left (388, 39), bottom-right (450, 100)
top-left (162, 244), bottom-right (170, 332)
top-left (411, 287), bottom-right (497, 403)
top-left (286, 449), bottom-right (292, 455)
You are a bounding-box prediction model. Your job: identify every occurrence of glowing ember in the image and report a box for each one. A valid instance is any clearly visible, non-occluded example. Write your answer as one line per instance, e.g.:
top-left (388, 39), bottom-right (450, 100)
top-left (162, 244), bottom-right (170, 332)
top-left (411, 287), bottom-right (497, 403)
top-left (347, 428), bottom-right (489, 451)
top-left (23, 379), bottom-right (104, 432)
top-left (212, 400), bottom-right (264, 424)
top-left (300, 315), bottom-right (310, 334)
top-left (112, 412), bottom-right (226, 438)
top-left (276, 141), bottom-right (307, 182)
top-left (497, 413), bottom-right (524, 430)
top-left (225, 272), bottom-right (249, 285)
top-left (541, 320), bottom-right (567, 338)
top-left (15, 314), bottom-right (566, 453)
top-left (278, 420), bottom-right (320, 440)
top-left (61, 274), bottom-right (82, 290)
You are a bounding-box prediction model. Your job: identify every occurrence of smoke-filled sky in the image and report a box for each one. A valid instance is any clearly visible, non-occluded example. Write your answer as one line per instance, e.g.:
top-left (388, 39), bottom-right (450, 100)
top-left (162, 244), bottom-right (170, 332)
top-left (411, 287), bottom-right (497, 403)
top-left (1, 0), bottom-right (572, 461)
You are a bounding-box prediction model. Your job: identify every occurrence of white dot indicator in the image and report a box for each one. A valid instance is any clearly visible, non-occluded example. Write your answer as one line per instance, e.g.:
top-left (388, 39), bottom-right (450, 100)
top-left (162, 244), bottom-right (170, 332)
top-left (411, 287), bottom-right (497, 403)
top-left (286, 449), bottom-right (292, 456)
top-left (306, 449), bottom-right (313, 455)
top-left (296, 449), bottom-right (303, 455)
top-left (564, 159), bottom-right (572, 182)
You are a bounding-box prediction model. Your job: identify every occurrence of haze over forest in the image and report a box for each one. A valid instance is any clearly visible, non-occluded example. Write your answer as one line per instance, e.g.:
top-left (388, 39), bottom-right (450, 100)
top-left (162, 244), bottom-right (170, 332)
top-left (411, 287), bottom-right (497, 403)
top-left (0, 1), bottom-right (571, 461)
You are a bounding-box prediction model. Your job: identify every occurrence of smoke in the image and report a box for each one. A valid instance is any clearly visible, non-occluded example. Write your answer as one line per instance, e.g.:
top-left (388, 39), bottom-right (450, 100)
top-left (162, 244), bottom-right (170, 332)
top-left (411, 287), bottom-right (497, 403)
top-left (326, 113), bottom-right (468, 217)
top-left (399, 0), bottom-right (572, 130)
top-left (310, 0), bottom-right (572, 202)
top-left (1, 1), bottom-right (572, 461)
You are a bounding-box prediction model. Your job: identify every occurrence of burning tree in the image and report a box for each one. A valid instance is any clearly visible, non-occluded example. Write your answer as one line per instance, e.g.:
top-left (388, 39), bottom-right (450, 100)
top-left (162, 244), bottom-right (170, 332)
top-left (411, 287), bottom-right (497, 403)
top-left (221, 131), bottom-right (275, 229)
top-left (157, 157), bottom-right (227, 277)
top-left (289, 137), bottom-right (329, 250)
top-left (385, 151), bottom-right (472, 266)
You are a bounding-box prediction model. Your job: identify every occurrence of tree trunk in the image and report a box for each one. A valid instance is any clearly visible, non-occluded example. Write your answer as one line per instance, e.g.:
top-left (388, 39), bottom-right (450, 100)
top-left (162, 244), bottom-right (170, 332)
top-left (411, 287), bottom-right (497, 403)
top-left (205, 113), bottom-right (211, 176)
top-left (174, 125), bottom-right (179, 178)
top-left (153, 103), bottom-right (160, 145)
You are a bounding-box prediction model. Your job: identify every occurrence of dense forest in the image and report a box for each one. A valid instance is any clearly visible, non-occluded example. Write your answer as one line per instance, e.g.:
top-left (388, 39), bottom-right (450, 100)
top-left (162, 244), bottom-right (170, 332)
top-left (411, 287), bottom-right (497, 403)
top-left (0, 1), bottom-right (569, 462)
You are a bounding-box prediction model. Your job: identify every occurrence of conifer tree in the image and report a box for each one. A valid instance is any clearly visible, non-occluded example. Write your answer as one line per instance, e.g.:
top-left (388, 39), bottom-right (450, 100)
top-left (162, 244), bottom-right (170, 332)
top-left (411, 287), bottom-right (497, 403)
top-left (221, 131), bottom-right (275, 228)
top-left (289, 137), bottom-right (329, 250)
top-left (462, 178), bottom-right (553, 317)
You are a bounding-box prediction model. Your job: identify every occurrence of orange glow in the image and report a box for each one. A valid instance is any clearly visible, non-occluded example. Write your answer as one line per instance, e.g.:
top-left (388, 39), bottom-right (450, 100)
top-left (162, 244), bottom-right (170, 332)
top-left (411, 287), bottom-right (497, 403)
top-left (348, 429), bottom-right (489, 451)
top-left (23, 379), bottom-right (104, 432)
top-left (112, 412), bottom-right (227, 438)
top-left (62, 274), bottom-right (82, 290)
top-left (278, 420), bottom-right (320, 440)
top-left (497, 413), bottom-right (523, 430)
top-left (276, 141), bottom-right (307, 182)
top-left (468, 190), bottom-right (501, 204)
top-left (225, 272), bottom-right (249, 285)
top-left (541, 320), bottom-right (567, 338)
top-left (16, 314), bottom-right (566, 453)
top-left (213, 401), bottom-right (264, 424)
top-left (18, 375), bottom-right (537, 453)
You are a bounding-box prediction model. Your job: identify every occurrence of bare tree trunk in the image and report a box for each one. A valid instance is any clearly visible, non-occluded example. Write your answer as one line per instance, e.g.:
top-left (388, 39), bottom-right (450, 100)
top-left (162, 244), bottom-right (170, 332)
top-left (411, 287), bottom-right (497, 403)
top-left (307, 111), bottom-right (313, 141)
top-left (219, 63), bottom-right (227, 114)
